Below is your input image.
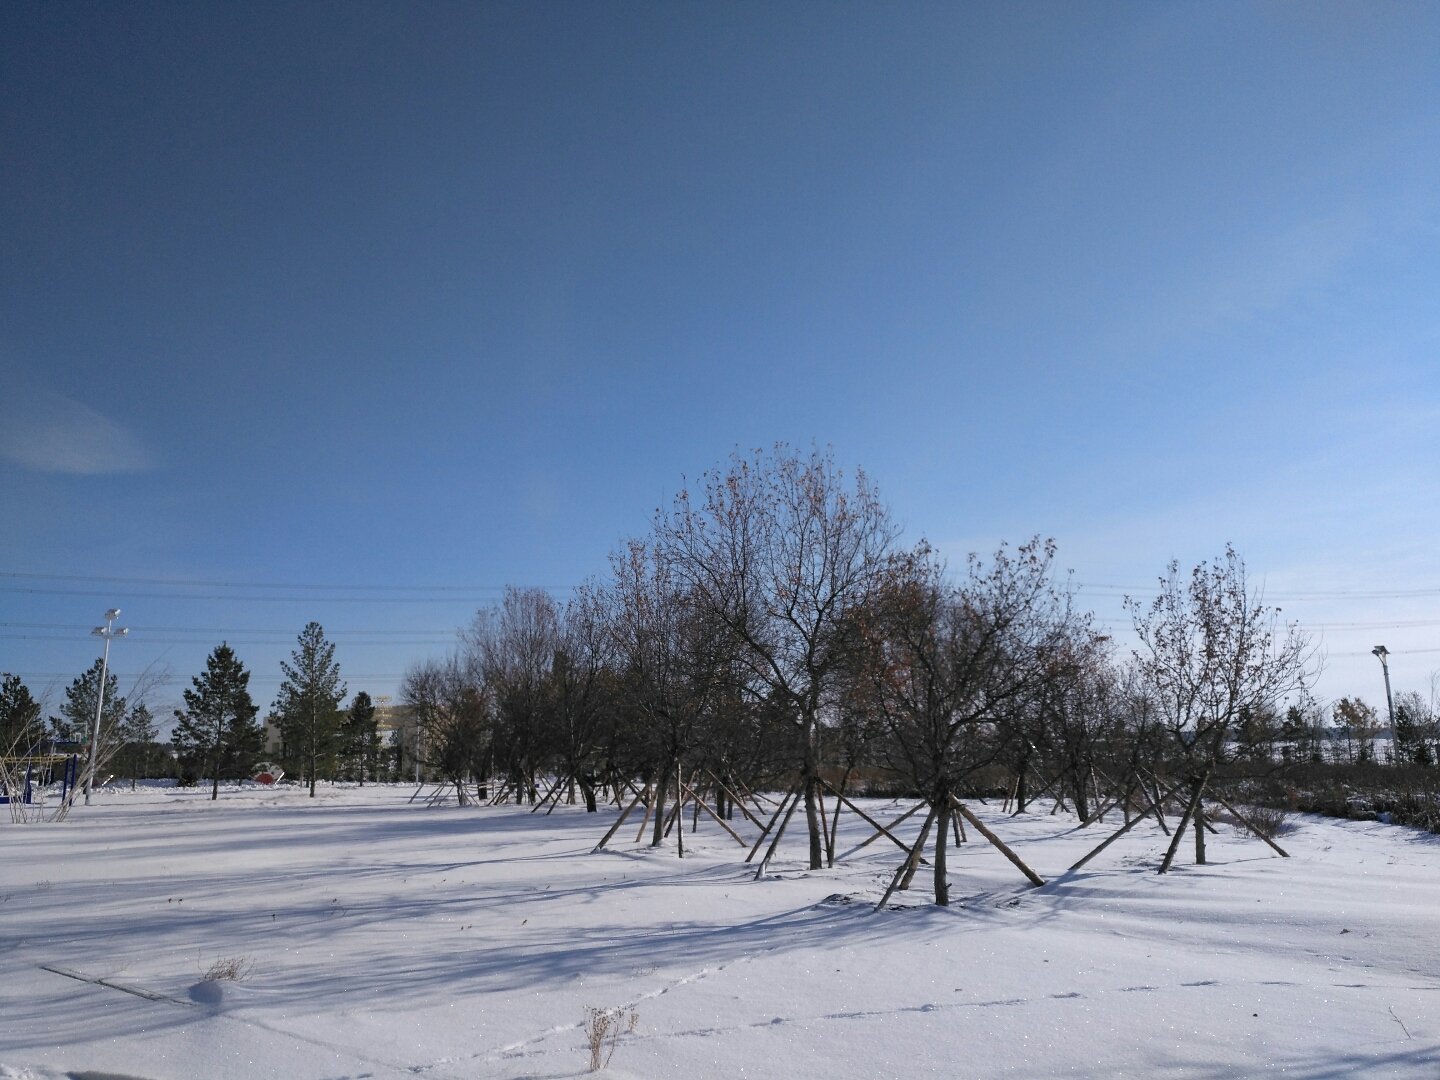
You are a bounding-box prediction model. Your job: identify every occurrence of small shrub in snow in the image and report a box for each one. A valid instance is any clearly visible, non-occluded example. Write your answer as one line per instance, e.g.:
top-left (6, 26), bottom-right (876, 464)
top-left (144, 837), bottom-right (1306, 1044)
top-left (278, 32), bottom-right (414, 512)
top-left (201, 955), bottom-right (254, 982)
top-left (584, 1005), bottom-right (638, 1072)
top-left (1234, 805), bottom-right (1292, 840)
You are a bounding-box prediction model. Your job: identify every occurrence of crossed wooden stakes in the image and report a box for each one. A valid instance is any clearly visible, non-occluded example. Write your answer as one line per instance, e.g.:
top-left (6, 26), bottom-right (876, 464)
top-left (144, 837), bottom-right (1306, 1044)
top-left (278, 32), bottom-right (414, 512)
top-left (590, 771), bottom-right (1052, 911)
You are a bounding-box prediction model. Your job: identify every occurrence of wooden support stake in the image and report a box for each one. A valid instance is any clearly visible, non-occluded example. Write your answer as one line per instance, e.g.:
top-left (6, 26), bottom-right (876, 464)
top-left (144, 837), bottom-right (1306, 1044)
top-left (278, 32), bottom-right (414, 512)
top-left (950, 796), bottom-right (1045, 888)
top-left (681, 782), bottom-right (748, 847)
top-left (753, 791), bottom-right (804, 880)
top-left (1210, 794), bottom-right (1290, 858)
top-left (1158, 779), bottom-right (1206, 874)
top-left (816, 784), bottom-right (831, 867)
top-left (705, 770), bottom-right (765, 829)
top-left (873, 804), bottom-right (939, 912)
top-left (662, 791), bottom-right (684, 839)
top-left (1065, 778), bottom-right (1187, 874)
top-left (898, 809), bottom-right (937, 890)
top-left (1138, 769), bottom-right (1172, 835)
top-left (592, 788), bottom-right (647, 853)
top-left (822, 780), bottom-right (927, 859)
top-left (746, 789), bottom-right (797, 863)
top-left (634, 783), bottom-right (654, 844)
top-left (676, 764), bottom-right (685, 858)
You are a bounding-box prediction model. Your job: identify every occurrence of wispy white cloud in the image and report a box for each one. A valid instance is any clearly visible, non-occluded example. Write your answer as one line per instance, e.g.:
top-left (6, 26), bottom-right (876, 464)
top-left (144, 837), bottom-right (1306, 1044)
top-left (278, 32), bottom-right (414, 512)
top-left (0, 390), bottom-right (155, 474)
top-left (1102, 207), bottom-right (1373, 360)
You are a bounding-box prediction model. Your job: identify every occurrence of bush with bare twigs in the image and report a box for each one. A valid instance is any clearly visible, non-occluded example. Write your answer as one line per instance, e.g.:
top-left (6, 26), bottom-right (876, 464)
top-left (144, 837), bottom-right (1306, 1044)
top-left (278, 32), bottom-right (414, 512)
top-left (201, 955), bottom-right (254, 983)
top-left (584, 1005), bottom-right (638, 1072)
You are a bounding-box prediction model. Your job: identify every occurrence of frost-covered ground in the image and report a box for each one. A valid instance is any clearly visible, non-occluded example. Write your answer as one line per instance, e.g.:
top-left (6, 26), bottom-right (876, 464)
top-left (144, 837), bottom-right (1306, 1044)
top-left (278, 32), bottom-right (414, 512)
top-left (2, 783), bottom-right (1438, 1079)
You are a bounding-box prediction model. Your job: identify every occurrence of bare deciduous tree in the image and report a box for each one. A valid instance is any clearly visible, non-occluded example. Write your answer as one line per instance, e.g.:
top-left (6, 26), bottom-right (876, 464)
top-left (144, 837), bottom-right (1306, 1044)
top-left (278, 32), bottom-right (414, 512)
top-left (465, 587), bottom-right (561, 803)
top-left (656, 444), bottom-right (898, 870)
top-left (1127, 545), bottom-right (1316, 870)
top-left (855, 537), bottom-right (1078, 904)
top-left (402, 655), bottom-right (490, 803)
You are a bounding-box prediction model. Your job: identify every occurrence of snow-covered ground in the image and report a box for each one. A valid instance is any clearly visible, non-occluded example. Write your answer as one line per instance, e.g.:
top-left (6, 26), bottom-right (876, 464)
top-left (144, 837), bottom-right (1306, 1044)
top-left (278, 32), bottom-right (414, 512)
top-left (2, 783), bottom-right (1438, 1079)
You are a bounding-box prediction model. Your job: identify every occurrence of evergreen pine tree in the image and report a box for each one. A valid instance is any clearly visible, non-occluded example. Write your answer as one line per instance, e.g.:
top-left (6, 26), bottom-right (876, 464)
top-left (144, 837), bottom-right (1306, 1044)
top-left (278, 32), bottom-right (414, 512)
top-left (119, 703), bottom-right (159, 787)
top-left (274, 622), bottom-right (346, 797)
top-left (172, 643), bottom-right (261, 800)
top-left (50, 660), bottom-right (125, 748)
top-left (1, 673), bottom-right (45, 754)
top-left (342, 691), bottom-right (380, 784)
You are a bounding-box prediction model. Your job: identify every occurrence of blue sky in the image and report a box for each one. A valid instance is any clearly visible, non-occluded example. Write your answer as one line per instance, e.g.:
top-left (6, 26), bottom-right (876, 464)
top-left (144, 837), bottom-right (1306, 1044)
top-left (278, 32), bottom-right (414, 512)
top-left (3, 2), bottom-right (1438, 717)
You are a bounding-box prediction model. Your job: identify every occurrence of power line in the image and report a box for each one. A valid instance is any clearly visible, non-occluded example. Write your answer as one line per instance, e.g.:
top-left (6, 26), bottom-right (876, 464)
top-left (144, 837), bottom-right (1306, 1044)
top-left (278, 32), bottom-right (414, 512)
top-left (0, 633), bottom-right (455, 646)
top-left (0, 586), bottom-right (516, 604)
top-left (0, 571), bottom-right (566, 592)
top-left (1074, 581), bottom-right (1440, 600)
top-left (0, 621), bottom-right (460, 637)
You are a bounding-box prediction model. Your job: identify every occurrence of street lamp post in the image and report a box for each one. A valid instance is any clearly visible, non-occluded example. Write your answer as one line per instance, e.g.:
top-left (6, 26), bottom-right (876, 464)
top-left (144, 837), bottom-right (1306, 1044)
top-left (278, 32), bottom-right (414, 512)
top-left (1371, 645), bottom-right (1396, 744)
top-left (84, 609), bottom-right (128, 806)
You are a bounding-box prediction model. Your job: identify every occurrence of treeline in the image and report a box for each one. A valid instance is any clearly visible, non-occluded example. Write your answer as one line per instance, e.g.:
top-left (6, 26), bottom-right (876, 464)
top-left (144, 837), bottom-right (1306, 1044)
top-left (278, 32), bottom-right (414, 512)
top-left (0, 622), bottom-right (391, 798)
top-left (394, 445), bottom-right (1378, 900)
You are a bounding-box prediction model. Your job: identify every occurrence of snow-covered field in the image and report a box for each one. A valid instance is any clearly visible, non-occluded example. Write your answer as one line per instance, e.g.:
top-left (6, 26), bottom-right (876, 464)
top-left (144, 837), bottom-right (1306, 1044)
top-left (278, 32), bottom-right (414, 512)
top-left (3, 784), bottom-right (1438, 1079)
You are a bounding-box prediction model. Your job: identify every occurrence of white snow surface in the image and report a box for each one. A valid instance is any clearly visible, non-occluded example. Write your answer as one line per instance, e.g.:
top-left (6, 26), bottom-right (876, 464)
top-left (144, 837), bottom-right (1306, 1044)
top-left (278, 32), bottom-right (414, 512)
top-left (2, 783), bottom-right (1438, 1079)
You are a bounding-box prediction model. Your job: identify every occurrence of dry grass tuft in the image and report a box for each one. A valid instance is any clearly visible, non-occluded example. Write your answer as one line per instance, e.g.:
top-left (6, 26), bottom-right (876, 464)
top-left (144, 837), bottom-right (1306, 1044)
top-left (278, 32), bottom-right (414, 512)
top-left (584, 1005), bottom-right (639, 1071)
top-left (201, 955), bottom-right (254, 983)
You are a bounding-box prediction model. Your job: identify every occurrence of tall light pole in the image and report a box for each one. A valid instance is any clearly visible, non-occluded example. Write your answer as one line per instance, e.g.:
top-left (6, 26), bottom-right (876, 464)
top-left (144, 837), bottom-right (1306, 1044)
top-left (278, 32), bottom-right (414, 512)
top-left (84, 609), bottom-right (128, 806)
top-left (1371, 645), bottom-right (1396, 739)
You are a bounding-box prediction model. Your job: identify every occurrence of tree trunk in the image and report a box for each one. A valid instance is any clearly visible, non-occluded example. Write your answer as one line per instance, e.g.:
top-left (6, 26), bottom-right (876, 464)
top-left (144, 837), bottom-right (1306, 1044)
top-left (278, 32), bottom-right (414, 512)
top-left (802, 726), bottom-right (823, 870)
top-left (1193, 798), bottom-right (1207, 865)
top-left (650, 766), bottom-right (670, 847)
top-left (934, 796), bottom-right (951, 906)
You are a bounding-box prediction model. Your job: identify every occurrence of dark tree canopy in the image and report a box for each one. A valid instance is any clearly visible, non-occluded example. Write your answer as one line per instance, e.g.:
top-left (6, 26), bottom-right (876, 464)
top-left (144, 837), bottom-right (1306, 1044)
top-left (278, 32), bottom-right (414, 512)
top-left (172, 643), bottom-right (262, 799)
top-left (1, 673), bottom-right (44, 754)
top-left (274, 622), bottom-right (346, 797)
top-left (50, 659), bottom-right (125, 747)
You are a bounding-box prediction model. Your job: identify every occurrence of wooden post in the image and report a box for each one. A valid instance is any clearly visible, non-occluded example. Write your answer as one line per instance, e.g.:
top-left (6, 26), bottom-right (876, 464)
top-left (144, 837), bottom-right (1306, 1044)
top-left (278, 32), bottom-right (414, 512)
top-left (826, 784), bottom-right (843, 866)
top-left (822, 781), bottom-right (927, 859)
top-left (662, 792), bottom-right (684, 839)
top-left (753, 791), bottom-right (805, 880)
top-left (746, 789), bottom-right (797, 863)
top-left (1158, 777), bottom-right (1205, 873)
top-left (1065, 778), bottom-right (1187, 874)
top-left (874, 804), bottom-right (939, 912)
top-left (680, 781), bottom-right (748, 847)
top-left (1210, 793), bottom-right (1290, 858)
top-left (898, 807), bottom-right (936, 890)
top-left (592, 788), bottom-right (646, 853)
top-left (816, 784), bottom-right (832, 867)
top-left (1140, 769), bottom-right (1172, 836)
top-left (705, 770), bottom-right (765, 829)
top-left (951, 797), bottom-right (1045, 888)
top-left (676, 763), bottom-right (686, 858)
top-left (633, 782), bottom-right (654, 844)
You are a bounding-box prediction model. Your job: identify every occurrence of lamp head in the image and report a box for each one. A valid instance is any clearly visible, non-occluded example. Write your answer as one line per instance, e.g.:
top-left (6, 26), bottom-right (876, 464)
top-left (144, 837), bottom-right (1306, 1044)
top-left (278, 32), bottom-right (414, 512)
top-left (1372, 645), bottom-right (1389, 660)
top-left (105, 608), bottom-right (122, 620)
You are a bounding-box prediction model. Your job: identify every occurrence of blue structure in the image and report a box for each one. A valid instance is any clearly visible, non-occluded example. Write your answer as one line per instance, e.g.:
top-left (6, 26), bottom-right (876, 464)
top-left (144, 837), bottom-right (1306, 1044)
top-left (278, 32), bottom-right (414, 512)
top-left (0, 753), bottom-right (78, 805)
